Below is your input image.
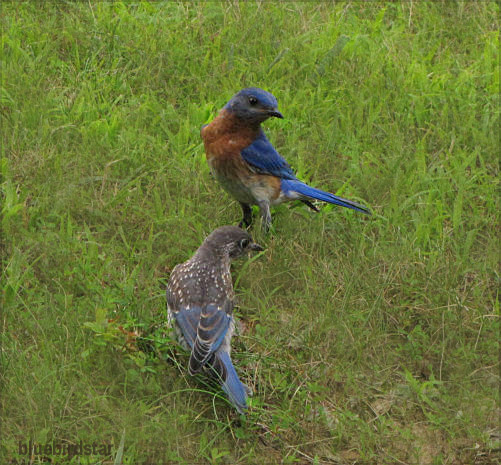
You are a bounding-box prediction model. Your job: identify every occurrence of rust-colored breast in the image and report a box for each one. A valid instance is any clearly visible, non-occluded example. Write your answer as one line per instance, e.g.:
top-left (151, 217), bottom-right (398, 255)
top-left (201, 110), bottom-right (281, 203)
top-left (201, 110), bottom-right (258, 170)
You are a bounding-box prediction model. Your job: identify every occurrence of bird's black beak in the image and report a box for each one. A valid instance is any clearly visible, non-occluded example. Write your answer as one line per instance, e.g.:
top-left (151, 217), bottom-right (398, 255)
top-left (249, 242), bottom-right (264, 252)
top-left (268, 109), bottom-right (284, 119)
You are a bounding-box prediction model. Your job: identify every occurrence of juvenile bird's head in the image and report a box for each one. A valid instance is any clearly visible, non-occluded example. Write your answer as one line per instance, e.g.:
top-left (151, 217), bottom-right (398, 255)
top-left (202, 226), bottom-right (263, 260)
top-left (224, 87), bottom-right (283, 124)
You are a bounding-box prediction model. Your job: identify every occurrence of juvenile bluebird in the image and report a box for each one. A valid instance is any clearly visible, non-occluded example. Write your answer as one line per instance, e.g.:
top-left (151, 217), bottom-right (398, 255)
top-left (201, 87), bottom-right (371, 230)
top-left (166, 226), bottom-right (263, 414)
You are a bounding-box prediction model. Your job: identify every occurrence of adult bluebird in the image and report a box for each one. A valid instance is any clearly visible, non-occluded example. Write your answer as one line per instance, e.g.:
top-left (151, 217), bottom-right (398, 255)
top-left (201, 87), bottom-right (371, 230)
top-left (166, 226), bottom-right (263, 414)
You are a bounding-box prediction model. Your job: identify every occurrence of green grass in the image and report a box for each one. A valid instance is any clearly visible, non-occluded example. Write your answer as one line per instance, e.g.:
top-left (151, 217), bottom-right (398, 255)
top-left (1, 2), bottom-right (499, 464)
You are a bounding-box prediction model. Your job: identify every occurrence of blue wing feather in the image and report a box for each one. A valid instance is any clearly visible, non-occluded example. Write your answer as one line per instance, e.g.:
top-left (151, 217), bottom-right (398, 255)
top-left (240, 130), bottom-right (297, 180)
top-left (239, 132), bottom-right (371, 214)
top-left (281, 179), bottom-right (371, 215)
top-left (174, 306), bottom-right (202, 348)
top-left (189, 302), bottom-right (232, 374)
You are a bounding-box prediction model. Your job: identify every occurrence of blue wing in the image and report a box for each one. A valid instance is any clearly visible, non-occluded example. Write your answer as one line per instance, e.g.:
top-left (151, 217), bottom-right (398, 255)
top-left (188, 301), bottom-right (233, 374)
top-left (281, 179), bottom-right (372, 215)
top-left (240, 130), bottom-right (297, 180)
top-left (173, 306), bottom-right (202, 348)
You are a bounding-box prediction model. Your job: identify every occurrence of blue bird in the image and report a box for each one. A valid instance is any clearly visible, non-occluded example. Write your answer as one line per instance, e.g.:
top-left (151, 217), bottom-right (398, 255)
top-left (201, 87), bottom-right (371, 230)
top-left (166, 226), bottom-right (263, 414)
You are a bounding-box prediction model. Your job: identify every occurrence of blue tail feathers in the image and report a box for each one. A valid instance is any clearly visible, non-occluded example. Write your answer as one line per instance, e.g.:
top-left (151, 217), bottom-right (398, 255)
top-left (216, 351), bottom-right (248, 414)
top-left (281, 179), bottom-right (371, 215)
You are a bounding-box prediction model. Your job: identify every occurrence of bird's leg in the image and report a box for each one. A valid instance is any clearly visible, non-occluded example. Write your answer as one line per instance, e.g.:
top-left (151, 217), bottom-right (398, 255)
top-left (257, 201), bottom-right (272, 232)
top-left (238, 202), bottom-right (253, 229)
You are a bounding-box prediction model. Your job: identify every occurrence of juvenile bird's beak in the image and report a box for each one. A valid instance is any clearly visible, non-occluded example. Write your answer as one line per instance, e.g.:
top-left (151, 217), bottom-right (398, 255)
top-left (268, 109), bottom-right (284, 119)
top-left (249, 242), bottom-right (264, 252)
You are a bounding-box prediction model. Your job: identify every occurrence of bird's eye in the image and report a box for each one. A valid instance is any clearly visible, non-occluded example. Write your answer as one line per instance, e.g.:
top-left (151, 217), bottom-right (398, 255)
top-left (248, 96), bottom-right (258, 105)
top-left (240, 238), bottom-right (250, 248)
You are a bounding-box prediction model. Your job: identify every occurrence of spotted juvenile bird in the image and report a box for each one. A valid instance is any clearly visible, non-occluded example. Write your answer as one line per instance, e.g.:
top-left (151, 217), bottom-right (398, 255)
top-left (166, 226), bottom-right (263, 414)
top-left (201, 87), bottom-right (371, 231)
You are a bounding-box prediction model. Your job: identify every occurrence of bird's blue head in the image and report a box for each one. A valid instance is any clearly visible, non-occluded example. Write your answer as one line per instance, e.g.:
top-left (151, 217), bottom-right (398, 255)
top-left (224, 87), bottom-right (283, 124)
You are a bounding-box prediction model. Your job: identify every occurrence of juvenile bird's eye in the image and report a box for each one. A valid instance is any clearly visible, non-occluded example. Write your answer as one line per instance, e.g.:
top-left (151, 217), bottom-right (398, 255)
top-left (248, 96), bottom-right (257, 105)
top-left (240, 238), bottom-right (250, 248)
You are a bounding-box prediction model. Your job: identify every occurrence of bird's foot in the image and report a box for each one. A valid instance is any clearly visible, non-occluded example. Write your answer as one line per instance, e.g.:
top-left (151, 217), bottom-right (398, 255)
top-left (301, 199), bottom-right (320, 212)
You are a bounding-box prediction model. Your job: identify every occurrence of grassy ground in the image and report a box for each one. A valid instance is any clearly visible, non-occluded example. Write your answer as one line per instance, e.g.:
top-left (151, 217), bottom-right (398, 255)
top-left (1, 2), bottom-right (499, 464)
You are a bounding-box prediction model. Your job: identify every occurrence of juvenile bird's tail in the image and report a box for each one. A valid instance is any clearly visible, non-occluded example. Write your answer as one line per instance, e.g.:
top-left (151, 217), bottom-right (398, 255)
top-left (212, 351), bottom-right (248, 414)
top-left (281, 179), bottom-right (371, 215)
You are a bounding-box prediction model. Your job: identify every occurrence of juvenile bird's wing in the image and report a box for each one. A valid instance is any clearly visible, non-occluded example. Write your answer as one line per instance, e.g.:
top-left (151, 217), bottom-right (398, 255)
top-left (241, 131), bottom-right (297, 180)
top-left (189, 299), bottom-right (233, 375)
top-left (171, 305), bottom-right (202, 348)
